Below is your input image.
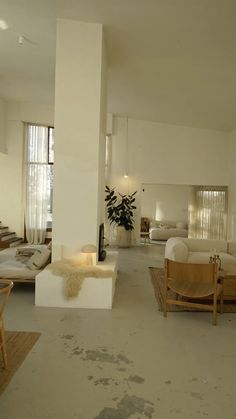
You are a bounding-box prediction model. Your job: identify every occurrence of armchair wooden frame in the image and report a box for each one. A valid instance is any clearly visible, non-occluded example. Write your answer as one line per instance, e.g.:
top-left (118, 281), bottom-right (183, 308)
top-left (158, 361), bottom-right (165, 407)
top-left (0, 280), bottom-right (14, 368)
top-left (163, 259), bottom-right (223, 325)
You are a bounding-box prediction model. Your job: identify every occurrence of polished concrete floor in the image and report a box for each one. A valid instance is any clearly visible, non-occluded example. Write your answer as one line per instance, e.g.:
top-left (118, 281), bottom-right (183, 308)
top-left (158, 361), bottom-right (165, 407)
top-left (1, 244), bottom-right (236, 419)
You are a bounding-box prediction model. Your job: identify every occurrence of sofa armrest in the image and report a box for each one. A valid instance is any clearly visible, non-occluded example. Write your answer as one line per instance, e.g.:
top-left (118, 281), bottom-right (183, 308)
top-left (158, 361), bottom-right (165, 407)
top-left (165, 237), bottom-right (188, 262)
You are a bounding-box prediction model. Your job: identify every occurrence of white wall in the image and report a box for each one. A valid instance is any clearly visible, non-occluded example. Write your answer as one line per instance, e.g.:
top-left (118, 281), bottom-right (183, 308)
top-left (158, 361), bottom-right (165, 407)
top-left (0, 101), bottom-right (54, 236)
top-left (0, 97), bottom-right (6, 153)
top-left (141, 183), bottom-right (192, 223)
top-left (109, 116), bottom-right (229, 242)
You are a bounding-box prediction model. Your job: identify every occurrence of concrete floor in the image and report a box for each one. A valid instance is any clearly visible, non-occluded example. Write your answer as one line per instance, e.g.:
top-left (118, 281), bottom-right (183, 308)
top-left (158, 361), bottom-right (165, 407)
top-left (1, 244), bottom-right (236, 419)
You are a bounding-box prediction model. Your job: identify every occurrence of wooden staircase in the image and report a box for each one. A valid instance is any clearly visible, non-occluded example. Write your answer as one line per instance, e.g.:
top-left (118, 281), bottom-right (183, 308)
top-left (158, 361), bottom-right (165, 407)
top-left (0, 221), bottom-right (23, 249)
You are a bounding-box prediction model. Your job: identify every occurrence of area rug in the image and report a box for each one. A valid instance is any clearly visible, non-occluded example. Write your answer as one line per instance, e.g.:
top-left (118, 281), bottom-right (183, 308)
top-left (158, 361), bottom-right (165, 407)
top-left (149, 267), bottom-right (236, 313)
top-left (0, 331), bottom-right (41, 395)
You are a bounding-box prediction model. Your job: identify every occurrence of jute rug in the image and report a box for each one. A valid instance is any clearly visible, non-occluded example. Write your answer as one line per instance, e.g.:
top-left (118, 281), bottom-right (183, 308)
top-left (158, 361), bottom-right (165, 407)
top-left (0, 331), bottom-right (41, 395)
top-left (149, 267), bottom-right (236, 313)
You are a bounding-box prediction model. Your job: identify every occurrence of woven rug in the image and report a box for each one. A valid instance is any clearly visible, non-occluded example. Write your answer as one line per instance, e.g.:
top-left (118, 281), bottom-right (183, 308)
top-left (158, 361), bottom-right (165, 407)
top-left (149, 267), bottom-right (236, 313)
top-left (0, 331), bottom-right (41, 395)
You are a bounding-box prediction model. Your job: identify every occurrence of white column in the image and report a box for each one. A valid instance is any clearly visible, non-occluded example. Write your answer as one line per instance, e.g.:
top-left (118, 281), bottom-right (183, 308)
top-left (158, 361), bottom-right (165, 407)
top-left (53, 19), bottom-right (107, 260)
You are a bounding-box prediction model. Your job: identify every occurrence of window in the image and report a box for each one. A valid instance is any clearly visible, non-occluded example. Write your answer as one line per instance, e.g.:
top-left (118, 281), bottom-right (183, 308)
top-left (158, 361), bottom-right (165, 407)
top-left (26, 124), bottom-right (54, 231)
top-left (47, 127), bottom-right (54, 223)
top-left (189, 186), bottom-right (227, 240)
top-left (105, 134), bottom-right (112, 183)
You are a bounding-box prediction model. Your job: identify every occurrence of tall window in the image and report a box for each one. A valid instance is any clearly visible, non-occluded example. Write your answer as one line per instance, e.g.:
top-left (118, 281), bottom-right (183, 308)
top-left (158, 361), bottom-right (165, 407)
top-left (189, 186), bottom-right (227, 240)
top-left (47, 127), bottom-right (54, 224)
top-left (25, 124), bottom-right (54, 244)
top-left (105, 135), bottom-right (112, 183)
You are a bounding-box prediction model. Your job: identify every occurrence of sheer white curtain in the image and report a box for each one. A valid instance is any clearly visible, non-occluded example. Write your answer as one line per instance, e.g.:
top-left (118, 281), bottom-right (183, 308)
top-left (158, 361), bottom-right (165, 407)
top-left (25, 125), bottom-right (49, 244)
top-left (189, 186), bottom-right (227, 240)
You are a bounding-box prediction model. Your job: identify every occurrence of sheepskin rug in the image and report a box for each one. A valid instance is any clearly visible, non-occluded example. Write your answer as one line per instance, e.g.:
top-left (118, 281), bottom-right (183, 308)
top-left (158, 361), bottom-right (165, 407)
top-left (48, 260), bottom-right (114, 298)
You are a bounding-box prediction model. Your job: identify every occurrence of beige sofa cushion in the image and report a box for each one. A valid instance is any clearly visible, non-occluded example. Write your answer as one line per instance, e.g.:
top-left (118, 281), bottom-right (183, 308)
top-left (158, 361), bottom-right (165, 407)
top-left (181, 238), bottom-right (227, 253)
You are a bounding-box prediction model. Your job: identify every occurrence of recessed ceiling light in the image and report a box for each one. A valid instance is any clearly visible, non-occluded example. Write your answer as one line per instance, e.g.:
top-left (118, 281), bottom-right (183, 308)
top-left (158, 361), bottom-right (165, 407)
top-left (0, 19), bottom-right (8, 30)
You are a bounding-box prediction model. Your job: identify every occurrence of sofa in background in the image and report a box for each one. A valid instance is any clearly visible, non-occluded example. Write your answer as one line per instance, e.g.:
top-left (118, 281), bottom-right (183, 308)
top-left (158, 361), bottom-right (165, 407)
top-left (149, 220), bottom-right (188, 241)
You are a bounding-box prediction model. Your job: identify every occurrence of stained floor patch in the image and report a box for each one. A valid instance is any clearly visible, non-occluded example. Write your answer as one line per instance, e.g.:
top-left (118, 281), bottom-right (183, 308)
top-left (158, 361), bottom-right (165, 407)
top-left (61, 334), bottom-right (74, 340)
top-left (82, 349), bottom-right (133, 365)
top-left (94, 395), bottom-right (155, 419)
top-left (72, 346), bottom-right (84, 355)
top-left (117, 354), bottom-right (132, 365)
top-left (190, 392), bottom-right (204, 400)
top-left (94, 378), bottom-right (117, 386)
top-left (127, 375), bottom-right (145, 384)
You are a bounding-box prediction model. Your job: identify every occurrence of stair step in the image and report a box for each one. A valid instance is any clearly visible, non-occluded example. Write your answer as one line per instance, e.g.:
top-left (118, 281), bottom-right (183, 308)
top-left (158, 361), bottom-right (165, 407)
top-left (0, 232), bottom-right (16, 241)
top-left (9, 238), bottom-right (23, 247)
top-left (0, 219), bottom-right (23, 249)
top-left (0, 237), bottom-right (23, 248)
top-left (0, 226), bottom-right (9, 232)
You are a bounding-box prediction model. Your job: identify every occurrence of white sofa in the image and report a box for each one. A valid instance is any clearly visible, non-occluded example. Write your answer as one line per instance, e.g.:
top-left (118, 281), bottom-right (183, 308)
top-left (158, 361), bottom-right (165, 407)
top-left (149, 220), bottom-right (188, 241)
top-left (165, 237), bottom-right (236, 267)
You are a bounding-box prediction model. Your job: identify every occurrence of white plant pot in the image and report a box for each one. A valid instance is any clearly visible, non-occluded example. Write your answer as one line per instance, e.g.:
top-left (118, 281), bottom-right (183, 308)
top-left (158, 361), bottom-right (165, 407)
top-left (116, 226), bottom-right (132, 248)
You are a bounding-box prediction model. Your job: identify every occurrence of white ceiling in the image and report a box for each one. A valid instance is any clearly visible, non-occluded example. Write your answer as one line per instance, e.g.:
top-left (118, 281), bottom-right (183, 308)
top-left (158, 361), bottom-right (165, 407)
top-left (0, 0), bottom-right (236, 131)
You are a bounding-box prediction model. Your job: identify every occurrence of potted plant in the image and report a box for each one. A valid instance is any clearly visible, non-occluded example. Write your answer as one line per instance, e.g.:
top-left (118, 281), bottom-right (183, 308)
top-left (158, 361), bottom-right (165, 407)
top-left (105, 185), bottom-right (137, 247)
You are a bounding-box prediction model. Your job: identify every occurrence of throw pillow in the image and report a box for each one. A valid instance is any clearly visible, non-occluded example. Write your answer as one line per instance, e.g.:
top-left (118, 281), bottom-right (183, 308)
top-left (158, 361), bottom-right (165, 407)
top-left (150, 220), bottom-right (159, 228)
top-left (27, 248), bottom-right (51, 270)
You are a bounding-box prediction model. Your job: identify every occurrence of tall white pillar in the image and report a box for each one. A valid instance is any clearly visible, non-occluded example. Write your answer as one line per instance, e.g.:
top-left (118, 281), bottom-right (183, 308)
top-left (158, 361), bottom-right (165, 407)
top-left (52, 19), bottom-right (107, 260)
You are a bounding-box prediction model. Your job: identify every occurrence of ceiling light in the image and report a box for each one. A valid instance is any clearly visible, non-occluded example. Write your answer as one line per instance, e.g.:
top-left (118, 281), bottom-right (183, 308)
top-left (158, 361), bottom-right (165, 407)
top-left (0, 19), bottom-right (8, 30)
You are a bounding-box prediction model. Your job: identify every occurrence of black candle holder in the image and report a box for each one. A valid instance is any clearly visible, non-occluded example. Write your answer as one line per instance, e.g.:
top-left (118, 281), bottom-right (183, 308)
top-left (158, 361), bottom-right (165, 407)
top-left (209, 254), bottom-right (221, 269)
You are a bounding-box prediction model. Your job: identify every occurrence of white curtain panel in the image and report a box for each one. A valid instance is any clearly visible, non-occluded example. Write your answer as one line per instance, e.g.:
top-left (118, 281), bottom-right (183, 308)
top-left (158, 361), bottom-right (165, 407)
top-left (25, 125), bottom-right (49, 244)
top-left (189, 186), bottom-right (227, 240)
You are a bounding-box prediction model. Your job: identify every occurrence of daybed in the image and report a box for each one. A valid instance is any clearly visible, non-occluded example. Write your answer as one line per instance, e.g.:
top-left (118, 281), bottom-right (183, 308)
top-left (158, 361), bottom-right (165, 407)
top-left (149, 220), bottom-right (188, 241)
top-left (0, 245), bottom-right (51, 283)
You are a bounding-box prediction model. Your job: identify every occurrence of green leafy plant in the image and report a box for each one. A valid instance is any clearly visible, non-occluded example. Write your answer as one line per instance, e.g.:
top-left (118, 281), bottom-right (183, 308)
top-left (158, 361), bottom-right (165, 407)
top-left (105, 185), bottom-right (137, 231)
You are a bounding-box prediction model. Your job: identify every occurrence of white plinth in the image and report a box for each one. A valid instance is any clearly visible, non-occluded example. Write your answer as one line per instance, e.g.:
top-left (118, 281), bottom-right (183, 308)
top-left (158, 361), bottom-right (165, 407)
top-left (35, 251), bottom-right (118, 309)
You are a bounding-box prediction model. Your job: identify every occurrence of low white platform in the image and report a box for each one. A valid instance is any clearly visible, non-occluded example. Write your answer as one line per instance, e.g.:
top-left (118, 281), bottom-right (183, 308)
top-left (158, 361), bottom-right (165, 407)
top-left (35, 251), bottom-right (118, 309)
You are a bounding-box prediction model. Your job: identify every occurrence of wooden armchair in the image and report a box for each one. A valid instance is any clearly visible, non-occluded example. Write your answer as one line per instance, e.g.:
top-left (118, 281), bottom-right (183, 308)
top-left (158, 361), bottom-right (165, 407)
top-left (163, 259), bottom-right (223, 325)
top-left (0, 280), bottom-right (14, 368)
